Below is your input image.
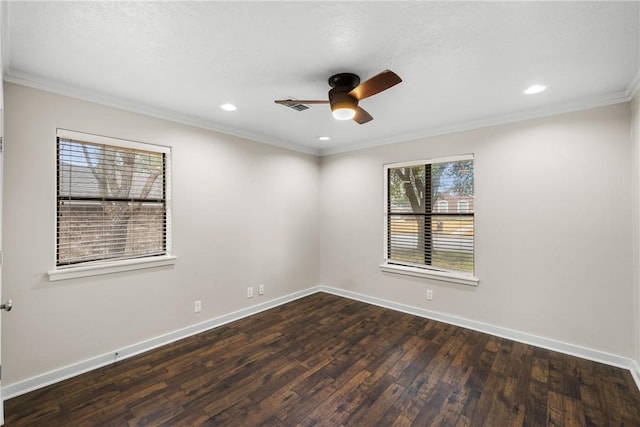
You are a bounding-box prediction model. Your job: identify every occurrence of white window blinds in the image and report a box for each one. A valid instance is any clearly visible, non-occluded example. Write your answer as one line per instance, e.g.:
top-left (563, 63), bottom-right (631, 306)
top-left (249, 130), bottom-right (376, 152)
top-left (385, 155), bottom-right (474, 274)
top-left (56, 129), bottom-right (171, 266)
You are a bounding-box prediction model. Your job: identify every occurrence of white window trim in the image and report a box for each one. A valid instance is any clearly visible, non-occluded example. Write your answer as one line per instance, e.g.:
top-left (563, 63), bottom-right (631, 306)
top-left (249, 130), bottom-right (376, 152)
top-left (53, 129), bottom-right (174, 280)
top-left (379, 262), bottom-right (479, 286)
top-left (381, 154), bottom-right (478, 286)
top-left (57, 129), bottom-right (171, 155)
top-left (48, 255), bottom-right (177, 281)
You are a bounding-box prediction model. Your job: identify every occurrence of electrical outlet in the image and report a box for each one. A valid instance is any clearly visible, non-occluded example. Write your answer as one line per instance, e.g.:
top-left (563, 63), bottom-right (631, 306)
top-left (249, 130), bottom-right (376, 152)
top-left (426, 290), bottom-right (433, 301)
top-left (247, 287), bottom-right (254, 298)
top-left (194, 300), bottom-right (202, 313)
top-left (258, 284), bottom-right (264, 295)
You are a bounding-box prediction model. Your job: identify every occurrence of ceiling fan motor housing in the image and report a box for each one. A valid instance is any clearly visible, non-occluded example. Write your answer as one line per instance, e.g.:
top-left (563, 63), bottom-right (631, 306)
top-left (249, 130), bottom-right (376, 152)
top-left (328, 73), bottom-right (360, 89)
top-left (328, 73), bottom-right (361, 116)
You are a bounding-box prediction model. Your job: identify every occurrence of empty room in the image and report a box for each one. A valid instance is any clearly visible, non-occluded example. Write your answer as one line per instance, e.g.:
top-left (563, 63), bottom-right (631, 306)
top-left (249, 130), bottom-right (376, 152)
top-left (0, 1), bottom-right (639, 426)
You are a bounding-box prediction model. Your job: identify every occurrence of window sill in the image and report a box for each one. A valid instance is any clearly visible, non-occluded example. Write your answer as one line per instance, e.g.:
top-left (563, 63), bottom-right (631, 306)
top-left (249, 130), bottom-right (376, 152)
top-left (379, 263), bottom-right (479, 286)
top-left (48, 255), bottom-right (177, 281)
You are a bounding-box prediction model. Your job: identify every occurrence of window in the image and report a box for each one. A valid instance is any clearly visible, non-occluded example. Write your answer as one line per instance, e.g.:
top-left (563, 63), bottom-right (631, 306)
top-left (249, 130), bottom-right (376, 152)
top-left (436, 200), bottom-right (449, 213)
top-left (383, 155), bottom-right (476, 284)
top-left (56, 129), bottom-right (171, 268)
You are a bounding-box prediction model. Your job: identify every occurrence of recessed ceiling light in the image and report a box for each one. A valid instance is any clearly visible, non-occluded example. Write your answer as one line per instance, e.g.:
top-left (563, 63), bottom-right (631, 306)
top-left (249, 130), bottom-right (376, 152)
top-left (220, 103), bottom-right (237, 111)
top-left (524, 85), bottom-right (547, 95)
top-left (318, 136), bottom-right (330, 141)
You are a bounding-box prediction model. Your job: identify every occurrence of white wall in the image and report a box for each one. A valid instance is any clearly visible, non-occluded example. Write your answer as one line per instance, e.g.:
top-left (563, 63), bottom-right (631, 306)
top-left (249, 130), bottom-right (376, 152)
top-left (320, 103), bottom-right (634, 358)
top-left (632, 92), bottom-right (640, 368)
top-left (2, 83), bottom-right (320, 386)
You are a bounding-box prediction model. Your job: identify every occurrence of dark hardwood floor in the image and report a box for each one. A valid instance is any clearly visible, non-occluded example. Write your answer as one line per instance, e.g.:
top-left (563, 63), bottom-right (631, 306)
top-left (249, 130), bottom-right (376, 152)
top-left (4, 292), bottom-right (640, 426)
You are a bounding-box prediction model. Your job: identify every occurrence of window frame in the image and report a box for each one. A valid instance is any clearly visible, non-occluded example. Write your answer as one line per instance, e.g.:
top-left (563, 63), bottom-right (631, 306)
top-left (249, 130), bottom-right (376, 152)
top-left (381, 154), bottom-right (479, 286)
top-left (48, 129), bottom-right (176, 281)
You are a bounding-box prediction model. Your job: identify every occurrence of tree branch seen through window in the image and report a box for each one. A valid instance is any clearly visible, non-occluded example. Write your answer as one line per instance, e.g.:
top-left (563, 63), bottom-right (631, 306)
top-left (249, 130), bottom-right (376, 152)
top-left (57, 136), bottom-right (168, 266)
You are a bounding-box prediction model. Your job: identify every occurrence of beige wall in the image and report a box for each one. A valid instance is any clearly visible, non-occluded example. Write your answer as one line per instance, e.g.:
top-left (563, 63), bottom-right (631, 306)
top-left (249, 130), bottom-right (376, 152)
top-left (320, 103), bottom-right (634, 358)
top-left (2, 83), bottom-right (321, 385)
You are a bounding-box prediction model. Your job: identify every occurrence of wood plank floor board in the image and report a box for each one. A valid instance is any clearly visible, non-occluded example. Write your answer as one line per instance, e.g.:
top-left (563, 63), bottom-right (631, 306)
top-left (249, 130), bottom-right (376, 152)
top-left (155, 407), bottom-right (211, 427)
top-left (419, 380), bottom-right (457, 424)
top-left (547, 352), bottom-right (567, 396)
top-left (383, 335), bottom-right (464, 425)
top-left (346, 381), bottom-right (405, 426)
top-left (431, 384), bottom-right (472, 426)
top-left (459, 387), bottom-right (482, 425)
top-left (4, 292), bottom-right (640, 426)
top-left (524, 378), bottom-right (549, 427)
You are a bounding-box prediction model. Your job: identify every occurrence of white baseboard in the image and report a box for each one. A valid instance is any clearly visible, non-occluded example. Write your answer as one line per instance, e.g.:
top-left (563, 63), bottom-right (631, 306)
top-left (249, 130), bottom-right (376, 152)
top-left (631, 360), bottom-right (640, 392)
top-left (316, 285), bottom-right (640, 392)
top-left (2, 287), bottom-right (318, 400)
top-left (4, 284), bottom-right (639, 399)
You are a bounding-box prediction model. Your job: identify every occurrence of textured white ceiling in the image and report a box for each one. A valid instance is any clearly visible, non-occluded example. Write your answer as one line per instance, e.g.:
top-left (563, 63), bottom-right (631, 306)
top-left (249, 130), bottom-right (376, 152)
top-left (4, 1), bottom-right (640, 155)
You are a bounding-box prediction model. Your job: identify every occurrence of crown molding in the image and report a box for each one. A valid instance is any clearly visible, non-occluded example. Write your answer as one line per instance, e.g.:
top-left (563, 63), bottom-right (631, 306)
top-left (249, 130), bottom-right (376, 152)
top-left (319, 90), bottom-right (631, 156)
top-left (5, 68), bottom-right (635, 159)
top-left (3, 70), bottom-right (322, 156)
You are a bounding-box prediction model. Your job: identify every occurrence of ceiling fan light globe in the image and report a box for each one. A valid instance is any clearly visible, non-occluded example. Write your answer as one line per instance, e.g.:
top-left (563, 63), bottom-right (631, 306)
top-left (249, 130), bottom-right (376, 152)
top-left (332, 107), bottom-right (356, 120)
top-left (330, 92), bottom-right (358, 121)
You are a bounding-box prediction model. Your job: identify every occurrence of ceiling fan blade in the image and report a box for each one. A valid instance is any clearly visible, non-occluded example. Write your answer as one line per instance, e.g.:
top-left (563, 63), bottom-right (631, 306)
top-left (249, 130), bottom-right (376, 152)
top-left (353, 106), bottom-right (373, 124)
top-left (349, 70), bottom-right (402, 101)
top-left (275, 99), bottom-right (329, 105)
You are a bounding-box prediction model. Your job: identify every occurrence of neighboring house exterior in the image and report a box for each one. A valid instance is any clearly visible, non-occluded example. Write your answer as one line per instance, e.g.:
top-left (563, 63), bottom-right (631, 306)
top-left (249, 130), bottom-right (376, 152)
top-left (433, 193), bottom-right (474, 214)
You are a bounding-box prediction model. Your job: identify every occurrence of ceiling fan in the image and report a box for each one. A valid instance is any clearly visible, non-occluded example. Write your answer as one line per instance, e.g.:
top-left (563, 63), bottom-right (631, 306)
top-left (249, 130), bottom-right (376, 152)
top-left (275, 70), bottom-right (402, 124)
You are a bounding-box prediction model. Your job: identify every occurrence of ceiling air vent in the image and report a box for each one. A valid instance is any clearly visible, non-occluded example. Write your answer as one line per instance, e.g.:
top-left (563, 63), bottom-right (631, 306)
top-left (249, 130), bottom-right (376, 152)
top-left (288, 102), bottom-right (309, 112)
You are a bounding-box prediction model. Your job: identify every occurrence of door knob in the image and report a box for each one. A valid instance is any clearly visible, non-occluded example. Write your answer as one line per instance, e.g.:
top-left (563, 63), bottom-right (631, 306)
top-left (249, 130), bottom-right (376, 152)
top-left (1, 300), bottom-right (13, 311)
